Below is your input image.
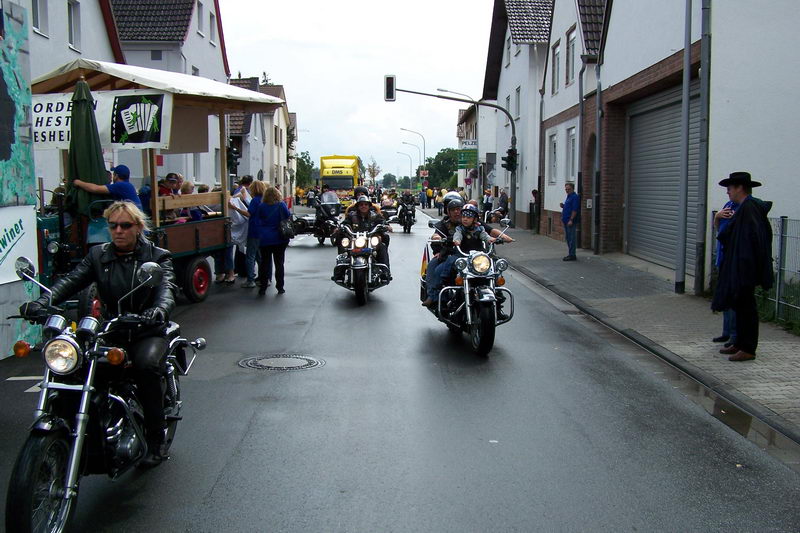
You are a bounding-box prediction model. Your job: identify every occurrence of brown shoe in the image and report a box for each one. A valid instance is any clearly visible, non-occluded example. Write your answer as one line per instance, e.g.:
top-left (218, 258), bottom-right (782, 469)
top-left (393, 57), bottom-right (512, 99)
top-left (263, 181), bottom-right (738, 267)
top-left (421, 298), bottom-right (434, 307)
top-left (728, 351), bottom-right (756, 362)
top-left (719, 345), bottom-right (739, 355)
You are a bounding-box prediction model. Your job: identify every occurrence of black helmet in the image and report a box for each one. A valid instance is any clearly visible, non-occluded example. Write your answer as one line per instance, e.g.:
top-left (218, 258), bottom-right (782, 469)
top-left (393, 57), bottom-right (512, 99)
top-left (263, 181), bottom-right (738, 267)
top-left (461, 204), bottom-right (479, 217)
top-left (356, 195), bottom-right (371, 204)
top-left (442, 191), bottom-right (463, 210)
top-left (354, 186), bottom-right (368, 197)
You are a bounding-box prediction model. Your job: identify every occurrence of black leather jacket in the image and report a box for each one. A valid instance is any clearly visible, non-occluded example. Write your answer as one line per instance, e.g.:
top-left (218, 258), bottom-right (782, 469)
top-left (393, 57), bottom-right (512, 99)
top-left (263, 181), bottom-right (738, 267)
top-left (40, 238), bottom-right (176, 318)
top-left (431, 217), bottom-right (457, 257)
top-left (345, 210), bottom-right (385, 232)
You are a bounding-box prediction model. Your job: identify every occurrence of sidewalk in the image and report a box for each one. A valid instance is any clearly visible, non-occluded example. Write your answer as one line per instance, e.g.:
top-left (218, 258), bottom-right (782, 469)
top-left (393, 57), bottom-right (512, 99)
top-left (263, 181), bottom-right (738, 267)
top-left (419, 208), bottom-right (800, 442)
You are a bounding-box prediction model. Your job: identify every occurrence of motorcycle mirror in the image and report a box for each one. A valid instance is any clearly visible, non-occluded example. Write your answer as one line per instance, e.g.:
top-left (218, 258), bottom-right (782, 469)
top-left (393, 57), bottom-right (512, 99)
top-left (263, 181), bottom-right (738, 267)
top-left (500, 218), bottom-right (511, 228)
top-left (428, 219), bottom-right (440, 228)
top-left (137, 262), bottom-right (163, 288)
top-left (14, 257), bottom-right (36, 279)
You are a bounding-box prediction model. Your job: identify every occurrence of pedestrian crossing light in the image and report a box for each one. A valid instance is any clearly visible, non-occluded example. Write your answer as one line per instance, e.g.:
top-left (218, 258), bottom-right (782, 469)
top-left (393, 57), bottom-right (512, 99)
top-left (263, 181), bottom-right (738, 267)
top-left (501, 148), bottom-right (517, 172)
top-left (384, 75), bottom-right (396, 102)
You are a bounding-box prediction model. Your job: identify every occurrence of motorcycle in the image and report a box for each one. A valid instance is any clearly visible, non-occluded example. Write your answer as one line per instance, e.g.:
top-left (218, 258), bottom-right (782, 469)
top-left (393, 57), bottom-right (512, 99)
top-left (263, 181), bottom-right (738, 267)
top-left (380, 195), bottom-right (398, 220)
top-left (5, 257), bottom-right (206, 533)
top-left (396, 199), bottom-right (416, 233)
top-left (419, 220), bottom-right (515, 356)
top-left (292, 199), bottom-right (341, 245)
top-left (332, 222), bottom-right (393, 305)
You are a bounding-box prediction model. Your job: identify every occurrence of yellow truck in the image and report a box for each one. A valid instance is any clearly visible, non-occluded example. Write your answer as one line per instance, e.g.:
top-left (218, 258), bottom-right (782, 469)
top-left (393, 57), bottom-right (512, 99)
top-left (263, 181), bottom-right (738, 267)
top-left (320, 155), bottom-right (361, 204)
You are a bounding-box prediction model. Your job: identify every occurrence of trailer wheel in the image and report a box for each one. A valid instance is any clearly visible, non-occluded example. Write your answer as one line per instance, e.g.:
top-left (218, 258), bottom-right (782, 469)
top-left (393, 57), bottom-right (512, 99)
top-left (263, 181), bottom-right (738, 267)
top-left (77, 282), bottom-right (104, 319)
top-left (183, 257), bottom-right (211, 302)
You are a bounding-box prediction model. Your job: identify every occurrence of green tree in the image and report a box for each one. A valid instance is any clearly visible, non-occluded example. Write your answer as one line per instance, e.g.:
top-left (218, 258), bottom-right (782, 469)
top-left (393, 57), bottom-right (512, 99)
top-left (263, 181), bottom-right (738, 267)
top-left (399, 176), bottom-right (411, 189)
top-left (382, 173), bottom-right (397, 189)
top-left (295, 151), bottom-right (316, 188)
top-left (366, 157), bottom-right (381, 185)
top-left (426, 148), bottom-right (459, 188)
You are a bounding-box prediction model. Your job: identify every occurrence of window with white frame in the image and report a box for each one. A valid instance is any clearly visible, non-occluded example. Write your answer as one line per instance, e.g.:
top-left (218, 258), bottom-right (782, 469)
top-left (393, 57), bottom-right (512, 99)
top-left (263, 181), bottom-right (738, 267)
top-left (551, 41), bottom-right (560, 94)
top-left (566, 29), bottom-right (576, 86)
top-left (196, 1), bottom-right (204, 34)
top-left (548, 134), bottom-right (558, 184)
top-left (514, 87), bottom-right (521, 119)
top-left (193, 153), bottom-right (201, 178)
top-left (566, 127), bottom-right (577, 182)
top-left (209, 12), bottom-right (217, 43)
top-left (274, 125), bottom-right (279, 145)
top-left (32, 0), bottom-right (48, 34)
top-left (67, 0), bottom-right (81, 49)
top-left (505, 96), bottom-right (510, 125)
top-left (505, 37), bottom-right (511, 66)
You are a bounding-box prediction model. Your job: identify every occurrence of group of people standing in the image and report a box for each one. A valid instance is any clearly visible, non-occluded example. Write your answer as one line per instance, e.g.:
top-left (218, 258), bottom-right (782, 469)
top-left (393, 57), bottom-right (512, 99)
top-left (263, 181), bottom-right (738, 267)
top-left (224, 176), bottom-right (290, 296)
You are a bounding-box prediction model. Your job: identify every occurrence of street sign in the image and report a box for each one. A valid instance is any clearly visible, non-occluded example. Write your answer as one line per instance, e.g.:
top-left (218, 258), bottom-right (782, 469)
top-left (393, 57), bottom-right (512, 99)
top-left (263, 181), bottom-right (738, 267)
top-left (461, 139), bottom-right (477, 149)
top-left (457, 149), bottom-right (477, 169)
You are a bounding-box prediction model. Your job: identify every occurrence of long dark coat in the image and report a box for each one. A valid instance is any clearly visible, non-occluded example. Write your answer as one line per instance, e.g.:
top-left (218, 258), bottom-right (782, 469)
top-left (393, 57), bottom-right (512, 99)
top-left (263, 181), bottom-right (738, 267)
top-left (711, 195), bottom-right (774, 311)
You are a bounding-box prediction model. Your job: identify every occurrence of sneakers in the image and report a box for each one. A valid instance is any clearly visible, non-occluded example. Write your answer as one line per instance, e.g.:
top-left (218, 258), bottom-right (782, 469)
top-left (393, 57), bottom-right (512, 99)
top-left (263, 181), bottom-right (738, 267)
top-left (241, 280), bottom-right (256, 288)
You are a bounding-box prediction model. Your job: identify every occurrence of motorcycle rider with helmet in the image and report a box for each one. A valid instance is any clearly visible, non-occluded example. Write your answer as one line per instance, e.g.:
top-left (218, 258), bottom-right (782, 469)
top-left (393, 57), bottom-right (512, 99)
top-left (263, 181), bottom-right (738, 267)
top-left (344, 195), bottom-right (392, 276)
top-left (421, 193), bottom-right (464, 307)
top-left (19, 201), bottom-right (176, 467)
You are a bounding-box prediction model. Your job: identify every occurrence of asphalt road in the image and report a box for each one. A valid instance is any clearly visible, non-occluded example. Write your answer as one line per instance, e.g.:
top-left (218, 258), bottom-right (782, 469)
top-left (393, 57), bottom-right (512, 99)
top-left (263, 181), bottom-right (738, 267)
top-left (1, 211), bottom-right (799, 532)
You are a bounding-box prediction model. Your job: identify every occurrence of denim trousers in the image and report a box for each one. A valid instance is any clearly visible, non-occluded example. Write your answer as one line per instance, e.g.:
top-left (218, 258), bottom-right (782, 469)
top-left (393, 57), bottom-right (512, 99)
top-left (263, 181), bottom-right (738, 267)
top-left (722, 309), bottom-right (737, 342)
top-left (426, 254), bottom-right (457, 300)
top-left (564, 222), bottom-right (577, 257)
top-left (245, 237), bottom-right (261, 281)
top-left (213, 245), bottom-right (234, 275)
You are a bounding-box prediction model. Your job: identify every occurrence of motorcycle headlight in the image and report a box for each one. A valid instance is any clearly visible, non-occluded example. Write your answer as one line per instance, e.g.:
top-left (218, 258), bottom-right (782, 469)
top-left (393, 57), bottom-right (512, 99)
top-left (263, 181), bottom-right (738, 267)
top-left (370, 236), bottom-right (380, 247)
top-left (496, 258), bottom-right (509, 272)
top-left (470, 253), bottom-right (491, 274)
top-left (454, 258), bottom-right (468, 271)
top-left (354, 236), bottom-right (368, 248)
top-left (340, 237), bottom-right (351, 248)
top-left (47, 241), bottom-right (60, 254)
top-left (43, 337), bottom-right (81, 375)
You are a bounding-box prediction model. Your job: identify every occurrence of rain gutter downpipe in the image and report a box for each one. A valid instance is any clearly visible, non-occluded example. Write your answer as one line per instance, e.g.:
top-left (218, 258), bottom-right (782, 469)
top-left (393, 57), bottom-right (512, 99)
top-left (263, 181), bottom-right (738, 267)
top-left (593, 62), bottom-right (602, 255)
top-left (694, 0), bottom-right (712, 295)
top-left (675, 0), bottom-right (692, 294)
top-left (577, 58), bottom-right (587, 248)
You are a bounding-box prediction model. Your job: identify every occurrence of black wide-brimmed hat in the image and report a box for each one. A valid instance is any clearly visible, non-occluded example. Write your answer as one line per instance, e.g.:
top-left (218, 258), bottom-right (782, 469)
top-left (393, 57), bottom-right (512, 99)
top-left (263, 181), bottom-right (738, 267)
top-left (719, 171), bottom-right (762, 188)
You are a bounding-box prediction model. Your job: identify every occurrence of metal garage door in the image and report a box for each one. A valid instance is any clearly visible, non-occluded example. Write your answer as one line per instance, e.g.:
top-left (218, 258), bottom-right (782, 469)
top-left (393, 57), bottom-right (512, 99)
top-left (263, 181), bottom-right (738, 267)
top-left (626, 82), bottom-right (700, 270)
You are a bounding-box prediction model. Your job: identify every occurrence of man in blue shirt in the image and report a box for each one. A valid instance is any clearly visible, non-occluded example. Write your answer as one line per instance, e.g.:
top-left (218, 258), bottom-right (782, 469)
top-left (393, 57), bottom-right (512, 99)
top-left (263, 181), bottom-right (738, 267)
top-left (560, 182), bottom-right (579, 261)
top-left (73, 164), bottom-right (143, 210)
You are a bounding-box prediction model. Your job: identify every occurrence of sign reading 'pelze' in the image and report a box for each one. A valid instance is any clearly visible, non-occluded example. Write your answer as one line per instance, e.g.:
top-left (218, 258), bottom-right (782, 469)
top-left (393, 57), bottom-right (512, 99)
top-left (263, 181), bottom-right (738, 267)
top-left (32, 89), bottom-right (174, 150)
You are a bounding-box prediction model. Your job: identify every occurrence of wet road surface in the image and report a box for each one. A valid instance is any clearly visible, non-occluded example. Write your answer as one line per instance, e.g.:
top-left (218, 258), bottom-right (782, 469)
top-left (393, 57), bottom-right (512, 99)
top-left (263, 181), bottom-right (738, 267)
top-left (1, 212), bottom-right (799, 532)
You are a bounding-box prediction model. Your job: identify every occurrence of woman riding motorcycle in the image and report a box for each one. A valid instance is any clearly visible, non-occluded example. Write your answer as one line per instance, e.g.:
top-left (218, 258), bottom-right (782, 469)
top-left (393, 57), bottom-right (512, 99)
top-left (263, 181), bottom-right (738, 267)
top-left (19, 201), bottom-right (176, 467)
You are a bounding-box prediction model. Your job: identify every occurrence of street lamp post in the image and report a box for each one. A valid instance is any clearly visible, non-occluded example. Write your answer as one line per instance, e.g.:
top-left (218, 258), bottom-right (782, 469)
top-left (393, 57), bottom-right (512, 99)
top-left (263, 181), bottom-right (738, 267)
top-left (400, 128), bottom-right (426, 169)
top-left (401, 141), bottom-right (421, 174)
top-left (397, 151), bottom-right (413, 187)
top-left (438, 88), bottom-right (480, 200)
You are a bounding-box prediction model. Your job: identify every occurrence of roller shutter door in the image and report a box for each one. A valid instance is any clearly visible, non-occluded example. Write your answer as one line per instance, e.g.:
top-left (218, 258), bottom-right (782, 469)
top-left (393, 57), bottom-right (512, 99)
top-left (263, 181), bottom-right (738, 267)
top-left (626, 82), bottom-right (700, 270)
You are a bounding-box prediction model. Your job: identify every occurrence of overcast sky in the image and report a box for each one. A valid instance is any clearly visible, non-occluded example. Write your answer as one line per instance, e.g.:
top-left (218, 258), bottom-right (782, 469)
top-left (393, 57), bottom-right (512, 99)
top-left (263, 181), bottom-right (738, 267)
top-left (221, 0), bottom-right (494, 180)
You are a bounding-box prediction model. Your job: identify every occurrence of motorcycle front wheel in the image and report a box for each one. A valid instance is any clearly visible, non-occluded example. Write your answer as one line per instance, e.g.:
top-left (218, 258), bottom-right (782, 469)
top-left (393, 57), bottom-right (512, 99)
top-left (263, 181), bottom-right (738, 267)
top-left (470, 304), bottom-right (496, 356)
top-left (6, 433), bottom-right (75, 533)
top-left (354, 269), bottom-right (368, 305)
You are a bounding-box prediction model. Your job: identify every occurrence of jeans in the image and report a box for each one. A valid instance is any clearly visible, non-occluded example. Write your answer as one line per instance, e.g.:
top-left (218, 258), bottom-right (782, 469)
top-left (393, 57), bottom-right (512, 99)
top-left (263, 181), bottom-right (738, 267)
top-left (722, 309), bottom-right (737, 343)
top-left (564, 221), bottom-right (576, 257)
top-left (246, 237), bottom-right (261, 282)
top-left (426, 254), bottom-right (457, 300)
top-left (259, 243), bottom-right (287, 290)
top-left (213, 245), bottom-right (234, 275)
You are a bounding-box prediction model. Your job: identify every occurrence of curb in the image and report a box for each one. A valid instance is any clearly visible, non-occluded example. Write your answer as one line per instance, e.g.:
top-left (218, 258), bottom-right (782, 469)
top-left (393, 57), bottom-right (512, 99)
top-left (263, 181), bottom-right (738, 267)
top-left (507, 262), bottom-right (800, 447)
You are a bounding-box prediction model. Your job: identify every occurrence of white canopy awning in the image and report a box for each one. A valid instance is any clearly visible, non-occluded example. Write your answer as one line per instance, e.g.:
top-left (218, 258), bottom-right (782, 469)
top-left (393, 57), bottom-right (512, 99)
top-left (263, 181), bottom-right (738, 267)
top-left (32, 58), bottom-right (283, 114)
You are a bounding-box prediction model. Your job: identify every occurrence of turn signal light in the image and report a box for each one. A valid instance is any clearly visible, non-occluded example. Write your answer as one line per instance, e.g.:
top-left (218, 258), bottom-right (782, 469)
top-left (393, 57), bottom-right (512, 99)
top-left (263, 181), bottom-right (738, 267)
top-left (107, 348), bottom-right (126, 366)
top-left (497, 276), bottom-right (506, 286)
top-left (455, 276), bottom-right (464, 286)
top-left (13, 341), bottom-right (31, 358)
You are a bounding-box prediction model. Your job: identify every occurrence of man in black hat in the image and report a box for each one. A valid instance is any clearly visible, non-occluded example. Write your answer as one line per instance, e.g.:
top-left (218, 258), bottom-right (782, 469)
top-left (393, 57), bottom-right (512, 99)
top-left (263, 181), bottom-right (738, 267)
top-left (711, 172), bottom-right (773, 362)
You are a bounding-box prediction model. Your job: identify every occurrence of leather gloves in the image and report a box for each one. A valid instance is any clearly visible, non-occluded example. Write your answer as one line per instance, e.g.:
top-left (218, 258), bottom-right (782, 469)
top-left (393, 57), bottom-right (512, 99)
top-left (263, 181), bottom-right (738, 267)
top-left (19, 301), bottom-right (44, 319)
top-left (142, 307), bottom-right (167, 326)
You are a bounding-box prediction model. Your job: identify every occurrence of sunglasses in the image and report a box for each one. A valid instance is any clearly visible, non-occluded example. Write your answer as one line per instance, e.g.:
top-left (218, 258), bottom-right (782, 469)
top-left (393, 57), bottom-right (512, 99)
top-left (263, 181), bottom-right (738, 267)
top-left (108, 222), bottom-right (136, 230)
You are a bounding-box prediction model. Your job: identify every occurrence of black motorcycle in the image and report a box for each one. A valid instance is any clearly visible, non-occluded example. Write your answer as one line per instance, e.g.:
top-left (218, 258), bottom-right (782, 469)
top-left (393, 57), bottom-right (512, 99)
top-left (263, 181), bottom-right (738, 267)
top-left (332, 223), bottom-right (392, 305)
top-left (292, 199), bottom-right (341, 245)
top-left (397, 199), bottom-right (416, 233)
top-left (419, 220), bottom-right (515, 356)
top-left (5, 257), bottom-right (205, 533)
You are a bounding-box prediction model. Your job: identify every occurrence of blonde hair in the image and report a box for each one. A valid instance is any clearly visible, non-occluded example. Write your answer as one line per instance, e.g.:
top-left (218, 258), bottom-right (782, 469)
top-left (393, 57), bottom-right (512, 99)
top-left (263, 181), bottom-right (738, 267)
top-left (103, 201), bottom-right (151, 232)
top-left (180, 181), bottom-right (195, 195)
top-left (264, 185), bottom-right (282, 205)
top-left (249, 180), bottom-right (267, 197)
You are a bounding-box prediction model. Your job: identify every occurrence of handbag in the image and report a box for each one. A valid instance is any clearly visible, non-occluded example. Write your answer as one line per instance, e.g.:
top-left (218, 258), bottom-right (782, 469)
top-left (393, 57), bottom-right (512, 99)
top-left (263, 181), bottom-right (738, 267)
top-left (279, 215), bottom-right (295, 240)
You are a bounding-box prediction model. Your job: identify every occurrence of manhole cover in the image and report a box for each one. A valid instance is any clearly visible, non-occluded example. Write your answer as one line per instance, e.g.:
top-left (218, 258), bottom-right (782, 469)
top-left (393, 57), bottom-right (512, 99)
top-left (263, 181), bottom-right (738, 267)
top-left (238, 354), bottom-right (325, 372)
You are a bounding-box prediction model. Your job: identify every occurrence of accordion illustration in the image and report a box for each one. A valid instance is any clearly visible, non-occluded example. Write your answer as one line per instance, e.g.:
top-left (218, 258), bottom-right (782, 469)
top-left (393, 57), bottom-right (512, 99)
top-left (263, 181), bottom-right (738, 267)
top-left (120, 102), bottom-right (160, 135)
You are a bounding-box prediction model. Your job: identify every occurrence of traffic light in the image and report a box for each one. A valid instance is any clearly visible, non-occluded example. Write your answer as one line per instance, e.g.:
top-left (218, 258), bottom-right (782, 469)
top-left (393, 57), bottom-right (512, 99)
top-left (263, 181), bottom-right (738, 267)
top-left (501, 148), bottom-right (517, 172)
top-left (227, 146), bottom-right (241, 173)
top-left (384, 75), bottom-right (396, 102)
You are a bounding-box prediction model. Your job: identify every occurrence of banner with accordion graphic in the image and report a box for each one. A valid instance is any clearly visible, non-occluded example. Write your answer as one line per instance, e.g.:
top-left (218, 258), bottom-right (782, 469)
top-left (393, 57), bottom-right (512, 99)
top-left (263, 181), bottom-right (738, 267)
top-left (32, 89), bottom-right (173, 150)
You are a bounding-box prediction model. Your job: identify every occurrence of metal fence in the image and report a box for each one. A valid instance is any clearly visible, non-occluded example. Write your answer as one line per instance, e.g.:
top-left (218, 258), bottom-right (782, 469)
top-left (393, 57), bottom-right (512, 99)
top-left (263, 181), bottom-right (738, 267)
top-left (711, 214), bottom-right (800, 326)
